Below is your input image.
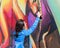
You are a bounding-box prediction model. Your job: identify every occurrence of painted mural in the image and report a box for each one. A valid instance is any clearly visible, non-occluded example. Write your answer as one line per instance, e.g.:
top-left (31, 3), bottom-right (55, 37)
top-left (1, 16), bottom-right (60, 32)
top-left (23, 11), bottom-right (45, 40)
top-left (0, 0), bottom-right (60, 48)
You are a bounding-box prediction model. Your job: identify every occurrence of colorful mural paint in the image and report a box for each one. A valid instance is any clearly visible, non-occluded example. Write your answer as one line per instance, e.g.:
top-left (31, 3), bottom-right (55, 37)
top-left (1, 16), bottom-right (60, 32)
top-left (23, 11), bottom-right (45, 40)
top-left (0, 0), bottom-right (60, 48)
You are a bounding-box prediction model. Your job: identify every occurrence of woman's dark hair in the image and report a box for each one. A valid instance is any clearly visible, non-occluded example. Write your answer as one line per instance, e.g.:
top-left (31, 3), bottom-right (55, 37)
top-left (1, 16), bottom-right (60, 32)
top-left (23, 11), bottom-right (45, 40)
top-left (15, 19), bottom-right (24, 37)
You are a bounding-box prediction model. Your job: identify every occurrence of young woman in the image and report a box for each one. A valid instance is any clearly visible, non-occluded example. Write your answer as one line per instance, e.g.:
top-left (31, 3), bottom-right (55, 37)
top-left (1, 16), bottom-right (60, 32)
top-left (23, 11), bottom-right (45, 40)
top-left (14, 12), bottom-right (41, 48)
top-left (13, 0), bottom-right (42, 48)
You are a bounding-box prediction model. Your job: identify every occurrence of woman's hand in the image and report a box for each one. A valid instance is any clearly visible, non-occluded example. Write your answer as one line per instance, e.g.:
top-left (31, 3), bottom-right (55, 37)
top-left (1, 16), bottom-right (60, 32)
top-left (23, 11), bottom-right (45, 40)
top-left (29, 0), bottom-right (42, 17)
top-left (36, 11), bottom-right (42, 19)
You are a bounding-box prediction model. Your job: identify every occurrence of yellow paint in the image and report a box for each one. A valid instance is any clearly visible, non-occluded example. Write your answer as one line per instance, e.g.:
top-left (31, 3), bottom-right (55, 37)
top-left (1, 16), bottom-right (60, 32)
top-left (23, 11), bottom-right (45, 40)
top-left (18, 0), bottom-right (26, 15)
top-left (13, 0), bottom-right (24, 20)
top-left (1, 0), bottom-right (12, 13)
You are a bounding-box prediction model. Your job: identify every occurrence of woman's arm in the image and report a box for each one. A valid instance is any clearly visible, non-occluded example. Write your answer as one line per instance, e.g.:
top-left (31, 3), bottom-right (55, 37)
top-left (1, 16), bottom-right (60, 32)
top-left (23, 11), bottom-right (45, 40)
top-left (24, 17), bottom-right (40, 36)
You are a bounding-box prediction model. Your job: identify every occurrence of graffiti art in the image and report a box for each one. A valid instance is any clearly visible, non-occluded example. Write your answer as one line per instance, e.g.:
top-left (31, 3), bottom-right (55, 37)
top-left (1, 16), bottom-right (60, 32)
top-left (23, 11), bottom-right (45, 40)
top-left (0, 0), bottom-right (60, 48)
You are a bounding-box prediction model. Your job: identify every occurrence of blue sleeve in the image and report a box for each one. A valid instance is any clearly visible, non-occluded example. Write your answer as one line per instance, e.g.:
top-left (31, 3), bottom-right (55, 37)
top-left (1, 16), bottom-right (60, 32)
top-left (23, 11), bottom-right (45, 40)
top-left (23, 17), bottom-right (40, 36)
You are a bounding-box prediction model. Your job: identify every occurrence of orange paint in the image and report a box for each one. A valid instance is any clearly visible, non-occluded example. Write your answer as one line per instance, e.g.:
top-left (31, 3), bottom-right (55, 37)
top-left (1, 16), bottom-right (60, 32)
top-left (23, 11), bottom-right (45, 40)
top-left (1, 9), bottom-right (9, 47)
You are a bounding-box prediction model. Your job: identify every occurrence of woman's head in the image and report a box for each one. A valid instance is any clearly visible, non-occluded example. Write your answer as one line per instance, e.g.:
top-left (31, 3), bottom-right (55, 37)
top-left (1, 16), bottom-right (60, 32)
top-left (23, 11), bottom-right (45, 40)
top-left (15, 19), bottom-right (24, 32)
